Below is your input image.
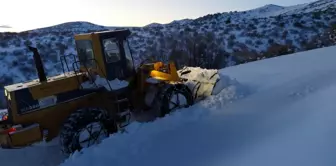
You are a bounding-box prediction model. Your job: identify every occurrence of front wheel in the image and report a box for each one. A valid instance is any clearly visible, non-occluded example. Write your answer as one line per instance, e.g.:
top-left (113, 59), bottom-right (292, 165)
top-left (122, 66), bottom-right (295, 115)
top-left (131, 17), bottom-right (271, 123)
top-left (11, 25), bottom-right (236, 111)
top-left (158, 83), bottom-right (194, 117)
top-left (59, 108), bottom-right (117, 155)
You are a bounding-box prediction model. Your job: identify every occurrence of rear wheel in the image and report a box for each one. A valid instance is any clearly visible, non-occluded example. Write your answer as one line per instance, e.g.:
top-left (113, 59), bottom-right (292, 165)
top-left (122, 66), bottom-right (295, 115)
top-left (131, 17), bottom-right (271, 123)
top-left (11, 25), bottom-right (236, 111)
top-left (59, 108), bottom-right (117, 155)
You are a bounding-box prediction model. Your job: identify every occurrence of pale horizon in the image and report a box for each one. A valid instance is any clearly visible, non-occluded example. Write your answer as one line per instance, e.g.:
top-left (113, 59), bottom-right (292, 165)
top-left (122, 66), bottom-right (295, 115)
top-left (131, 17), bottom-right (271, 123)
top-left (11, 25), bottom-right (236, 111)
top-left (1, 0), bottom-right (316, 32)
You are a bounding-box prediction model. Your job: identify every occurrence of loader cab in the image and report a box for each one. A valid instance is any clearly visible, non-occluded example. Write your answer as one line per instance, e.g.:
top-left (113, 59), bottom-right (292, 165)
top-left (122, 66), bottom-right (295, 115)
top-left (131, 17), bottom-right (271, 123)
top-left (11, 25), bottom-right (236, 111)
top-left (74, 29), bottom-right (136, 81)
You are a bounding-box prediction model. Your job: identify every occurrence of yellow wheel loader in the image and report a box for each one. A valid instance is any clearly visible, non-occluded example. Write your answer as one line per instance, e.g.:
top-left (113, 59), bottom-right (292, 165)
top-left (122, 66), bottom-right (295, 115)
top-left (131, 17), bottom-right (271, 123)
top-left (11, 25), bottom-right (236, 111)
top-left (0, 29), bottom-right (222, 155)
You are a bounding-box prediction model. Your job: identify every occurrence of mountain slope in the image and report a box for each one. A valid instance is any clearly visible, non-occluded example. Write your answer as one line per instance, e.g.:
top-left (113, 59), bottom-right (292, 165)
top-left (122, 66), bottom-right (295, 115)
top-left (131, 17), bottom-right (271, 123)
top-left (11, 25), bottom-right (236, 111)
top-left (239, 0), bottom-right (335, 19)
top-left (0, 0), bottom-right (335, 108)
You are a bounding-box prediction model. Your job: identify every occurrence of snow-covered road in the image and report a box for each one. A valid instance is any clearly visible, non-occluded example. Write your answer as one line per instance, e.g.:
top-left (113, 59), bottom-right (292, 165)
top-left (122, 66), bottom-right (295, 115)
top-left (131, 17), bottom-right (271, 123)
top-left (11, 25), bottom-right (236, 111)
top-left (2, 46), bottom-right (336, 166)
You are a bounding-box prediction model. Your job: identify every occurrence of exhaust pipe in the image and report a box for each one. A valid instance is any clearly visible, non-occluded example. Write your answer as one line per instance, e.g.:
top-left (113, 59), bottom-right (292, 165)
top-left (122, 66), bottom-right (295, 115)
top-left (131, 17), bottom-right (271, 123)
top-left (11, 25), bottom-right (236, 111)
top-left (28, 46), bottom-right (47, 82)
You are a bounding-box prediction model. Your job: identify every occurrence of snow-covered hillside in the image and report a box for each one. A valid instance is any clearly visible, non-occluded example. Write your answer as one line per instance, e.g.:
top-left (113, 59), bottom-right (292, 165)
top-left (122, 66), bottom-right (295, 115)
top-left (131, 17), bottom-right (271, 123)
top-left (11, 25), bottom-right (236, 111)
top-left (2, 42), bottom-right (336, 166)
top-left (0, 0), bottom-right (335, 108)
top-left (240, 0), bottom-right (335, 19)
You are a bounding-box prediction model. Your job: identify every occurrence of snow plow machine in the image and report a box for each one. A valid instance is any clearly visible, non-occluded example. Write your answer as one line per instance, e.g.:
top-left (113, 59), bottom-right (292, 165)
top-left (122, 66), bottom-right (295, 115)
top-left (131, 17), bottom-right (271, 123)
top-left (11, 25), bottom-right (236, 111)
top-left (0, 29), bottom-right (226, 155)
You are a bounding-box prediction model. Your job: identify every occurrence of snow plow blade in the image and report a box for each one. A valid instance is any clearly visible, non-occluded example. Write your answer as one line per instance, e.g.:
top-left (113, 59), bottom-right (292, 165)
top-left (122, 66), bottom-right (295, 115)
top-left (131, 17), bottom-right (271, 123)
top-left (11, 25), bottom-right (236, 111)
top-left (178, 67), bottom-right (231, 101)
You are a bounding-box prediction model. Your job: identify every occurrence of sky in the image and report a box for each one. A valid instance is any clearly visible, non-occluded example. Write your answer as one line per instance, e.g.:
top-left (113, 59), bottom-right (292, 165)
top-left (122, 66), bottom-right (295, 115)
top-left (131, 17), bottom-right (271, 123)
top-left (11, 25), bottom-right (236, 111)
top-left (0, 0), bottom-right (316, 32)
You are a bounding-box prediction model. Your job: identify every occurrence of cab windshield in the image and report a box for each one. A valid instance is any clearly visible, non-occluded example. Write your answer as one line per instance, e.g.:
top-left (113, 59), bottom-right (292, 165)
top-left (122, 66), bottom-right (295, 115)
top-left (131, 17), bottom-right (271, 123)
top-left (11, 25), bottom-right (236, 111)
top-left (103, 39), bottom-right (121, 63)
top-left (123, 40), bottom-right (135, 70)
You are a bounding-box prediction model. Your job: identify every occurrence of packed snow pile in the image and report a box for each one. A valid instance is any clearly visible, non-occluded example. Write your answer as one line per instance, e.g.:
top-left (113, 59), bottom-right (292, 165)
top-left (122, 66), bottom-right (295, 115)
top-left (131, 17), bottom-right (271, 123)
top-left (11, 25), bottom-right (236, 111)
top-left (81, 75), bottom-right (129, 91)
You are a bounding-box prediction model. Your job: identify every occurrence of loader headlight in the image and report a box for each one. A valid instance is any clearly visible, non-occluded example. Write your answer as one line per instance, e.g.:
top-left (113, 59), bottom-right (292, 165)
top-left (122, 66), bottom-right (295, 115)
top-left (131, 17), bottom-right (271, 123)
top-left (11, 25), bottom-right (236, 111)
top-left (4, 90), bottom-right (10, 100)
top-left (6, 92), bottom-right (11, 101)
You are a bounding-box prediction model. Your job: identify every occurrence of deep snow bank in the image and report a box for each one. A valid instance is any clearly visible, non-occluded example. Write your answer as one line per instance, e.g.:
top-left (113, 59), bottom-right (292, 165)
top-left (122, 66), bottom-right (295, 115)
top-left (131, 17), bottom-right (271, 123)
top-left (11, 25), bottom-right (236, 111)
top-left (218, 83), bottom-right (336, 166)
top-left (60, 45), bottom-right (336, 166)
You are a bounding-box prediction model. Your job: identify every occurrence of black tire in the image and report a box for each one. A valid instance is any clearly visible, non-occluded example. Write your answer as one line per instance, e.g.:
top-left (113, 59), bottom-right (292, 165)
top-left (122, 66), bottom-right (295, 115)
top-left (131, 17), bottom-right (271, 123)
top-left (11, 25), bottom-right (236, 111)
top-left (158, 83), bottom-right (194, 117)
top-left (59, 107), bottom-right (117, 155)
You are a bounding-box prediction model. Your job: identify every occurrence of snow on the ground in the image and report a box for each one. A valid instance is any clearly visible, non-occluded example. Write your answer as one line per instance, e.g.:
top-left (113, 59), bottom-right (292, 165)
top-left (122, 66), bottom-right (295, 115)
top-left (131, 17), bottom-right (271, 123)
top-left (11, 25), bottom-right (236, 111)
top-left (2, 45), bottom-right (336, 166)
top-left (59, 46), bottom-right (336, 166)
top-left (0, 138), bottom-right (65, 166)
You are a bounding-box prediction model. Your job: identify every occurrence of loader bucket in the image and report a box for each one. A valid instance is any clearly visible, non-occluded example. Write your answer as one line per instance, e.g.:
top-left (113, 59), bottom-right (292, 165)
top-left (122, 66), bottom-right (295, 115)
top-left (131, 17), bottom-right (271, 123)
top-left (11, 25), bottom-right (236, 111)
top-left (177, 67), bottom-right (232, 101)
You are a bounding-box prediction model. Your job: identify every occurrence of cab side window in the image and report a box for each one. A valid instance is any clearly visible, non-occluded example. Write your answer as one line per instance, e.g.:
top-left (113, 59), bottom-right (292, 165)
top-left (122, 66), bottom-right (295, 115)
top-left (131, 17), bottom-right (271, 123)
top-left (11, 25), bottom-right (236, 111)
top-left (75, 40), bottom-right (96, 68)
top-left (103, 39), bottom-right (121, 63)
